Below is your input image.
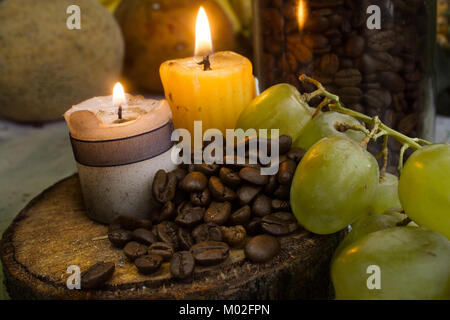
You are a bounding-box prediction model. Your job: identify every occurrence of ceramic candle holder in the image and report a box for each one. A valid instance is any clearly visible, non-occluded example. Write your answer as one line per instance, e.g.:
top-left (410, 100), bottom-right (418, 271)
top-left (64, 95), bottom-right (177, 224)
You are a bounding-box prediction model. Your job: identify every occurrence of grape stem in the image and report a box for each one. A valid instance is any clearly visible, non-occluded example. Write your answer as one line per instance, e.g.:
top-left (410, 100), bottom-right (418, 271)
top-left (299, 75), bottom-right (429, 151)
top-left (360, 116), bottom-right (381, 148)
top-left (396, 217), bottom-right (412, 227)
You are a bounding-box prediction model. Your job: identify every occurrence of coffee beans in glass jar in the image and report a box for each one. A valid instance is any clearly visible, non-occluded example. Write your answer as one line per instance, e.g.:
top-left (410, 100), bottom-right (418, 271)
top-left (253, 0), bottom-right (436, 170)
top-left (105, 134), bottom-right (306, 281)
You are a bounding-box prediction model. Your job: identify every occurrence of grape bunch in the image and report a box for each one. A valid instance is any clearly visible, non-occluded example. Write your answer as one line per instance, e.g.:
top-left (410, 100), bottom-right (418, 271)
top-left (236, 75), bottom-right (450, 300)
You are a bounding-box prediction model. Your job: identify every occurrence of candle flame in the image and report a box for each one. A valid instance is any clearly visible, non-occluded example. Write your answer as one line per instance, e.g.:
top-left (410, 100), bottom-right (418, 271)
top-left (195, 7), bottom-right (213, 57)
top-left (297, 0), bottom-right (308, 30)
top-left (113, 82), bottom-right (126, 107)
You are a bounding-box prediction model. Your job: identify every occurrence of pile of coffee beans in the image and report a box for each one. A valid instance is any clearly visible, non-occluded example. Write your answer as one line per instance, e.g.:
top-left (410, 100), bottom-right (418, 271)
top-left (256, 0), bottom-right (430, 170)
top-left (94, 135), bottom-right (305, 284)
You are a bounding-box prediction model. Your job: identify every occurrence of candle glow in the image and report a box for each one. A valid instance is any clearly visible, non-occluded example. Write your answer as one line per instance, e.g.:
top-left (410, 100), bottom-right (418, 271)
top-left (113, 82), bottom-right (127, 108)
top-left (297, 0), bottom-right (308, 30)
top-left (195, 7), bottom-right (213, 57)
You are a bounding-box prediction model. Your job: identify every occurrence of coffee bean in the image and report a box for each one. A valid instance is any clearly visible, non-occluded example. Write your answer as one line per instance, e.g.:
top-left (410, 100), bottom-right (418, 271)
top-left (132, 228), bottom-right (158, 246)
top-left (220, 225), bottom-right (247, 247)
top-left (287, 39), bottom-right (313, 64)
top-left (252, 194), bottom-right (272, 217)
top-left (108, 229), bottom-right (133, 248)
top-left (364, 73), bottom-right (378, 83)
top-left (190, 188), bottom-right (212, 207)
top-left (263, 175), bottom-right (278, 195)
top-left (155, 221), bottom-right (179, 248)
top-left (135, 254), bottom-right (163, 275)
top-left (340, 58), bottom-right (354, 69)
top-left (190, 164), bottom-right (221, 176)
top-left (378, 71), bottom-right (405, 92)
top-left (329, 13), bottom-right (343, 27)
top-left (190, 241), bottom-right (230, 266)
top-left (278, 135), bottom-right (293, 154)
top-left (170, 251), bottom-right (195, 279)
top-left (175, 202), bottom-right (205, 228)
top-left (117, 216), bottom-right (152, 231)
top-left (303, 34), bottom-right (329, 50)
top-left (364, 89), bottom-right (392, 110)
top-left (204, 201), bottom-right (232, 225)
top-left (382, 109), bottom-right (397, 127)
top-left (123, 241), bottom-right (148, 261)
top-left (261, 212), bottom-right (299, 236)
top-left (208, 176), bottom-right (237, 201)
top-left (245, 235), bottom-right (281, 263)
top-left (172, 168), bottom-right (187, 182)
top-left (273, 185), bottom-right (290, 200)
top-left (304, 15), bottom-right (330, 32)
top-left (287, 148), bottom-right (305, 163)
top-left (246, 218), bottom-right (262, 236)
top-left (159, 201), bottom-right (176, 222)
top-left (345, 35), bottom-right (365, 58)
top-left (337, 87), bottom-right (363, 105)
top-left (334, 69), bottom-right (362, 87)
top-left (152, 170), bottom-right (177, 203)
top-left (148, 242), bottom-right (174, 261)
top-left (362, 82), bottom-right (381, 90)
top-left (229, 205), bottom-right (251, 225)
top-left (320, 54), bottom-right (340, 75)
top-left (274, 154), bottom-right (288, 165)
top-left (397, 113), bottom-right (418, 135)
top-left (372, 52), bottom-right (395, 71)
top-left (180, 172), bottom-right (208, 192)
top-left (286, 52), bottom-right (298, 71)
top-left (277, 159), bottom-right (297, 185)
top-left (311, 7), bottom-right (334, 15)
top-left (223, 155), bottom-right (260, 170)
top-left (81, 262), bottom-right (115, 289)
top-left (367, 30), bottom-right (395, 51)
top-left (239, 167), bottom-right (268, 186)
top-left (178, 227), bottom-right (195, 250)
top-left (172, 188), bottom-right (189, 206)
top-left (192, 223), bottom-right (223, 243)
top-left (219, 167), bottom-right (242, 188)
top-left (312, 70), bottom-right (333, 85)
top-left (237, 184), bottom-right (262, 205)
top-left (271, 199), bottom-right (291, 211)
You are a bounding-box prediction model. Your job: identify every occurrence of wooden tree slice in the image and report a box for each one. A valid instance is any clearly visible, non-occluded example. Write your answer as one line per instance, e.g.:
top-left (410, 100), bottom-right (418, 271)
top-left (1, 175), bottom-right (343, 300)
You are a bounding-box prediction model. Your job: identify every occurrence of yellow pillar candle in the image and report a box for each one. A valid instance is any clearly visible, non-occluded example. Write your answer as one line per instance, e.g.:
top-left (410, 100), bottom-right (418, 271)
top-left (159, 7), bottom-right (255, 135)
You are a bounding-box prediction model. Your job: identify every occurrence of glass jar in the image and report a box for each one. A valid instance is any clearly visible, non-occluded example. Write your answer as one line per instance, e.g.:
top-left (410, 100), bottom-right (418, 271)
top-left (253, 0), bottom-right (436, 170)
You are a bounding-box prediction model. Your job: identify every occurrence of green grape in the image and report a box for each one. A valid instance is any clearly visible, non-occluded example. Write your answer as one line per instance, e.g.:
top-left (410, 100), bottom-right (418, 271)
top-left (332, 227), bottom-right (450, 300)
top-left (399, 144), bottom-right (450, 239)
top-left (369, 173), bottom-right (402, 215)
top-left (236, 84), bottom-right (313, 139)
top-left (294, 112), bottom-right (366, 150)
top-left (290, 136), bottom-right (379, 234)
top-left (333, 214), bottom-right (402, 258)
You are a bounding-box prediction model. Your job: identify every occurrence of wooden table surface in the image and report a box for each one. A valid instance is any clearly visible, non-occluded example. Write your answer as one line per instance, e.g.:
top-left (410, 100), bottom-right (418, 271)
top-left (0, 116), bottom-right (449, 299)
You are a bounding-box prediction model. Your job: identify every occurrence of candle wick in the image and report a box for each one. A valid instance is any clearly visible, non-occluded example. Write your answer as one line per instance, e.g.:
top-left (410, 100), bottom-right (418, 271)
top-left (118, 105), bottom-right (123, 120)
top-left (198, 55), bottom-right (211, 71)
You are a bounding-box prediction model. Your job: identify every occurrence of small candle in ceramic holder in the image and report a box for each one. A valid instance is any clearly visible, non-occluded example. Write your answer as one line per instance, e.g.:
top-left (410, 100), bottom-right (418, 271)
top-left (64, 83), bottom-right (176, 224)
